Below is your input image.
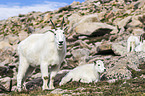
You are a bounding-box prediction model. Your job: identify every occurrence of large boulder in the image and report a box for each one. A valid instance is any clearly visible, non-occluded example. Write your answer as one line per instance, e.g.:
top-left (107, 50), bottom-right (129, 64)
top-left (104, 52), bottom-right (145, 83)
top-left (75, 22), bottom-right (116, 36)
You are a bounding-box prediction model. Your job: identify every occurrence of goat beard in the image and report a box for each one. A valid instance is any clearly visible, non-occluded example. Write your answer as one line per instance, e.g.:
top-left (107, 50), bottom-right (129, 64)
top-left (57, 44), bottom-right (63, 50)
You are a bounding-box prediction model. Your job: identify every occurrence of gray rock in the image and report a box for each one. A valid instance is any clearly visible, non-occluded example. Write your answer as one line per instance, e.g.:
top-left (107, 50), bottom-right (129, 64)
top-left (112, 41), bottom-right (127, 56)
top-left (71, 48), bottom-right (90, 65)
top-left (75, 22), bottom-right (116, 36)
top-left (34, 26), bottom-right (51, 34)
top-left (103, 52), bottom-right (145, 82)
top-left (18, 30), bottom-right (28, 41)
top-left (50, 88), bottom-right (65, 94)
top-left (117, 16), bottom-right (132, 29)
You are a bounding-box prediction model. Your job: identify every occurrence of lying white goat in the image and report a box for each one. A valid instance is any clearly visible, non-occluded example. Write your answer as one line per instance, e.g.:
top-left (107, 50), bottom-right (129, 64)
top-left (127, 35), bottom-right (140, 52)
top-left (17, 18), bottom-right (67, 91)
top-left (59, 60), bottom-right (106, 86)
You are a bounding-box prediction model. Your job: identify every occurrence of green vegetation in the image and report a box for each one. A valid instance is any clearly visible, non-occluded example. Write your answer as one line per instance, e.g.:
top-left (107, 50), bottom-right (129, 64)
top-left (6, 77), bottom-right (145, 96)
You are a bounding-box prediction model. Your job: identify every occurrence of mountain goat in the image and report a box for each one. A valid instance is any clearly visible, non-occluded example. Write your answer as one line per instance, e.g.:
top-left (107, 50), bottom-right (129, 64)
top-left (135, 40), bottom-right (145, 52)
top-left (59, 60), bottom-right (106, 86)
top-left (17, 18), bottom-right (67, 91)
top-left (127, 35), bottom-right (140, 52)
top-left (140, 33), bottom-right (145, 43)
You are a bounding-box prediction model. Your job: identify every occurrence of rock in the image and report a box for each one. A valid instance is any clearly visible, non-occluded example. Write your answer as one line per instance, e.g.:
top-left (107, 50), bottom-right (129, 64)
top-left (26, 78), bottom-right (42, 91)
top-left (100, 0), bottom-right (112, 3)
top-left (68, 13), bottom-right (81, 33)
top-left (97, 41), bottom-right (112, 54)
top-left (26, 71), bottom-right (68, 91)
top-left (0, 77), bottom-right (11, 89)
top-left (0, 0), bottom-right (144, 93)
top-left (6, 34), bottom-right (18, 45)
top-left (128, 15), bottom-right (142, 27)
top-left (0, 66), bottom-right (7, 76)
top-left (31, 73), bottom-right (41, 79)
top-left (58, 5), bottom-right (72, 13)
top-left (112, 41), bottom-right (127, 56)
top-left (0, 41), bottom-right (12, 50)
top-left (43, 13), bottom-right (51, 22)
top-left (139, 14), bottom-right (145, 24)
top-left (106, 65), bottom-right (132, 81)
top-left (97, 11), bottom-right (106, 21)
top-left (117, 16), bottom-right (132, 29)
top-left (68, 13), bottom-right (101, 34)
top-left (103, 52), bottom-right (145, 82)
top-left (27, 26), bottom-right (35, 33)
top-left (18, 30), bottom-right (28, 41)
top-left (0, 66), bottom-right (13, 77)
top-left (0, 43), bottom-right (15, 67)
top-left (71, 1), bottom-right (81, 6)
top-left (75, 22), bottom-right (116, 36)
top-left (105, 11), bottom-right (114, 19)
top-left (51, 88), bottom-right (67, 94)
top-left (34, 26), bottom-right (51, 33)
top-left (71, 48), bottom-right (90, 65)
top-left (132, 28), bottom-right (144, 36)
top-left (113, 18), bottom-right (122, 25)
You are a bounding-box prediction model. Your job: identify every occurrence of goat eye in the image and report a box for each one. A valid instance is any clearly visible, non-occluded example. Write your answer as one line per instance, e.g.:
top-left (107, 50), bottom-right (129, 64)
top-left (98, 64), bottom-right (100, 66)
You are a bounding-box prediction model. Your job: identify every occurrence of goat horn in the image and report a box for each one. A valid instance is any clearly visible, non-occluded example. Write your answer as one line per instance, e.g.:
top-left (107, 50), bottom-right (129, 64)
top-left (50, 19), bottom-right (56, 30)
top-left (61, 17), bottom-right (64, 30)
top-left (48, 30), bottom-right (55, 34)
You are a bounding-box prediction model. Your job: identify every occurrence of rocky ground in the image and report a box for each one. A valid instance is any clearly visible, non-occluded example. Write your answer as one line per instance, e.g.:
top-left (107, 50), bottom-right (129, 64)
top-left (0, 0), bottom-right (145, 95)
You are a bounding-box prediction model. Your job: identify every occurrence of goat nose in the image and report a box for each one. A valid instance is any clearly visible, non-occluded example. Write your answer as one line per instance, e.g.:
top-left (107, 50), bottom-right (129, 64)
top-left (104, 69), bottom-right (106, 72)
top-left (59, 41), bottom-right (63, 44)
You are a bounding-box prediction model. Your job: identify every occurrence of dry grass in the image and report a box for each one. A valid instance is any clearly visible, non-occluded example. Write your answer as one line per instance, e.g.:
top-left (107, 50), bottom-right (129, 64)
top-left (7, 77), bottom-right (145, 96)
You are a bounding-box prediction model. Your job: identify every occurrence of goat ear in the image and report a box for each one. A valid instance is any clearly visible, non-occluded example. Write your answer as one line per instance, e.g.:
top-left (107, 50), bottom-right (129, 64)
top-left (61, 17), bottom-right (64, 30)
top-left (93, 61), bottom-right (96, 65)
top-left (50, 19), bottom-right (56, 30)
top-left (140, 34), bottom-right (143, 42)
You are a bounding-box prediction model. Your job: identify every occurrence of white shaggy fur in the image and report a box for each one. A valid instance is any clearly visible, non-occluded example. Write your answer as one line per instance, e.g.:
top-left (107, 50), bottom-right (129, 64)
top-left (135, 42), bottom-right (143, 52)
top-left (17, 26), bottom-right (66, 91)
top-left (135, 40), bottom-right (145, 52)
top-left (59, 60), bottom-right (106, 86)
top-left (127, 35), bottom-right (140, 52)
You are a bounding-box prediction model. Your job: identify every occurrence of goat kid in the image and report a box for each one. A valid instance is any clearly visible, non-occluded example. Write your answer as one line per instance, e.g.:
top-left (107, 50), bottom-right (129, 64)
top-left (59, 60), bottom-right (106, 86)
top-left (17, 18), bottom-right (66, 91)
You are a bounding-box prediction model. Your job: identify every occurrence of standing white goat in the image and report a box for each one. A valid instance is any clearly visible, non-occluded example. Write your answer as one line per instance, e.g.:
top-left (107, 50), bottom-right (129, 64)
top-left (127, 35), bottom-right (140, 52)
top-left (17, 18), bottom-right (67, 91)
top-left (59, 60), bottom-right (106, 86)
